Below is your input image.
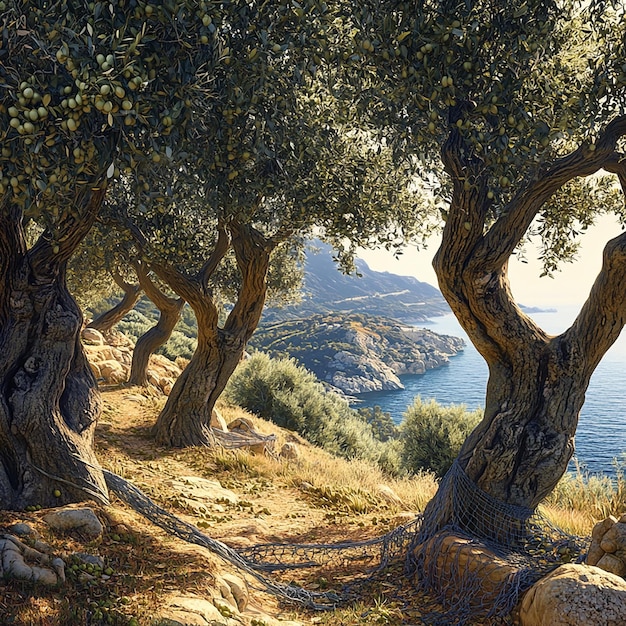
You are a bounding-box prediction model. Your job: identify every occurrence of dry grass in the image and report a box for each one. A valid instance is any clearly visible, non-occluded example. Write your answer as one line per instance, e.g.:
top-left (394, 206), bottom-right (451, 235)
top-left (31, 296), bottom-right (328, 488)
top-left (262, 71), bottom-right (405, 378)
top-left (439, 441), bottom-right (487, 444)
top-left (542, 463), bottom-right (626, 535)
top-left (1, 387), bottom-right (625, 625)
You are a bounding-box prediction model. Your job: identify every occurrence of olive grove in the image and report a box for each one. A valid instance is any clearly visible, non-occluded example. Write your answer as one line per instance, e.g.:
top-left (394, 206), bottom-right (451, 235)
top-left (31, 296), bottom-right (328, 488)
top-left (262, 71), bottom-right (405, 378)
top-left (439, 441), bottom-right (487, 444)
top-left (106, 2), bottom-right (433, 447)
top-left (0, 0), bottom-right (433, 505)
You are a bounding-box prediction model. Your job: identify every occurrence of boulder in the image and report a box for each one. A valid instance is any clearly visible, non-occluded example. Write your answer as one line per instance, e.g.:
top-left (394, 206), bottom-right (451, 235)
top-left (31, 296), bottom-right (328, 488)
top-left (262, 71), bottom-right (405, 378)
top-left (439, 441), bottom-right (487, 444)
top-left (586, 514), bottom-right (626, 577)
top-left (518, 563), bottom-right (626, 626)
top-left (43, 507), bottom-right (103, 539)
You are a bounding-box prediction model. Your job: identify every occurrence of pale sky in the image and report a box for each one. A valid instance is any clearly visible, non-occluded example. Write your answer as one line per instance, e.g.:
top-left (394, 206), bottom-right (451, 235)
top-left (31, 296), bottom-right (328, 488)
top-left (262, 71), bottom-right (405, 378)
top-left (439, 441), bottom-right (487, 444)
top-left (359, 214), bottom-right (624, 308)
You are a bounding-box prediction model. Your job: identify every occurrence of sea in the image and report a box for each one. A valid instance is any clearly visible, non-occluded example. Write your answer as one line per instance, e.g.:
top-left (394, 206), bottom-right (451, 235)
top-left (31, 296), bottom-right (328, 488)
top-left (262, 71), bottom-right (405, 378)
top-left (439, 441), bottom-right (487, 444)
top-left (356, 306), bottom-right (626, 477)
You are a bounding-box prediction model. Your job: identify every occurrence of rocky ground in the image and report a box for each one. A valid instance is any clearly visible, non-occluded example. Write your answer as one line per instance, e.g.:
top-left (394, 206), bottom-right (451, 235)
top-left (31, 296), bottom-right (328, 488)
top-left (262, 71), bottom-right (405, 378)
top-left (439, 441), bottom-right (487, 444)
top-left (0, 384), bottom-right (449, 625)
top-left (2, 332), bottom-right (625, 625)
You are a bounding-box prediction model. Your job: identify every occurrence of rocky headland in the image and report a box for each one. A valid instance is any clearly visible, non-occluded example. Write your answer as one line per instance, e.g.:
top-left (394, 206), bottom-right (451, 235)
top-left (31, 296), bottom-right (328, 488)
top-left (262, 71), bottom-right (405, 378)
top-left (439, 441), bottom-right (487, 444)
top-left (248, 313), bottom-right (465, 395)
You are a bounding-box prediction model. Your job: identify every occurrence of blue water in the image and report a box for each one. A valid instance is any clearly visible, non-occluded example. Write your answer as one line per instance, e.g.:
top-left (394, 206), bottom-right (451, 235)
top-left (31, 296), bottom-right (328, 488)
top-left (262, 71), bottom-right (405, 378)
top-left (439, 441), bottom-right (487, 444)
top-left (356, 307), bottom-right (626, 476)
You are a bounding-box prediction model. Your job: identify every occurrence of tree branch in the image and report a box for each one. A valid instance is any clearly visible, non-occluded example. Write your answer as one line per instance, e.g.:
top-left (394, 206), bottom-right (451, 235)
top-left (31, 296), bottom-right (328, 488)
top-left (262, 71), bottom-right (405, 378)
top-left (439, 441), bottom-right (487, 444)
top-left (223, 221), bottom-right (275, 339)
top-left (29, 185), bottom-right (108, 277)
top-left (133, 260), bottom-right (183, 313)
top-left (567, 231), bottom-right (626, 379)
top-left (478, 115), bottom-right (626, 271)
top-left (198, 223), bottom-right (230, 292)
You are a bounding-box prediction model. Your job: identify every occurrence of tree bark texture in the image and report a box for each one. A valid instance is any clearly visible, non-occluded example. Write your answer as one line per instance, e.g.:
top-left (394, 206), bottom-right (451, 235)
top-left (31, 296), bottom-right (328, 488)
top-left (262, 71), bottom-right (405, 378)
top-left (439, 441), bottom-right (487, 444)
top-left (423, 116), bottom-right (626, 535)
top-left (151, 222), bottom-right (276, 447)
top-left (0, 192), bottom-right (109, 510)
top-left (87, 271), bottom-right (141, 333)
top-left (129, 262), bottom-right (184, 386)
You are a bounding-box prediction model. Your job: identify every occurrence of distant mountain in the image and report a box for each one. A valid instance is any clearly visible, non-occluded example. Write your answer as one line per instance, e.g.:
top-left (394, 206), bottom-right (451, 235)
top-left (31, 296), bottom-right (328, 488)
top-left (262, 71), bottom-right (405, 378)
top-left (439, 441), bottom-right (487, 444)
top-left (263, 241), bottom-right (450, 323)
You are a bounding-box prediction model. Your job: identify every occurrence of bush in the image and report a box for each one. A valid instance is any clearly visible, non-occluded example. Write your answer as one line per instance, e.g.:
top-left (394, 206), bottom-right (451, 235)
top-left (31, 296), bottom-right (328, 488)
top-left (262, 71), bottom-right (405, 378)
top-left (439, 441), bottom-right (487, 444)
top-left (358, 405), bottom-right (398, 442)
top-left (224, 352), bottom-right (401, 473)
top-left (400, 397), bottom-right (482, 477)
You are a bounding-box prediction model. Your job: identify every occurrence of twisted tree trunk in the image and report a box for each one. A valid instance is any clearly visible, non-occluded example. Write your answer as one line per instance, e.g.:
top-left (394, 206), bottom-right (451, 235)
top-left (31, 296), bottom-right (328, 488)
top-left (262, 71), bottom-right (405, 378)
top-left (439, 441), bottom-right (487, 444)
top-left (0, 192), bottom-right (109, 510)
top-left (129, 262), bottom-right (184, 386)
top-left (421, 115), bottom-right (626, 536)
top-left (151, 221), bottom-right (276, 447)
top-left (87, 271), bottom-right (141, 333)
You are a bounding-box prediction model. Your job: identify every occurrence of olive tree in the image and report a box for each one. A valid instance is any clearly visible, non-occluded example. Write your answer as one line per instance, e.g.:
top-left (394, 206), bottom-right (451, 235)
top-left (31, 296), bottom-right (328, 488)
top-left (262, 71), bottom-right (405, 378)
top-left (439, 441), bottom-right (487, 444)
top-left (0, 0), bottom-right (221, 509)
top-left (345, 0), bottom-right (626, 530)
top-left (110, 0), bottom-right (435, 447)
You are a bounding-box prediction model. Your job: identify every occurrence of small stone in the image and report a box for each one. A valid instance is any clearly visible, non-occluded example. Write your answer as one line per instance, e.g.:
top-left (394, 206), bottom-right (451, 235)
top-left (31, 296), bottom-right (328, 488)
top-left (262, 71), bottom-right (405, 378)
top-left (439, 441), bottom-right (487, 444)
top-left (8, 523), bottom-right (39, 538)
top-left (596, 553), bottom-right (626, 577)
top-left (279, 442), bottom-right (299, 460)
top-left (227, 417), bottom-right (256, 433)
top-left (43, 507), bottom-right (104, 540)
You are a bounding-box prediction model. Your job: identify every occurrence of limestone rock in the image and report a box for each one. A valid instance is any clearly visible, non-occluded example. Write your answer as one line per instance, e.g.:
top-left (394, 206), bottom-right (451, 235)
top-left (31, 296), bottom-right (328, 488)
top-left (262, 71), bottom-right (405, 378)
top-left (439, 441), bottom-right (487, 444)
top-left (519, 563), bottom-right (626, 626)
top-left (158, 594), bottom-right (235, 625)
top-left (98, 359), bottom-right (128, 384)
top-left (596, 553), bottom-right (626, 577)
top-left (81, 328), bottom-right (105, 345)
top-left (586, 514), bottom-right (626, 577)
top-left (279, 442), bottom-right (299, 460)
top-left (8, 523), bottom-right (39, 538)
top-left (220, 573), bottom-right (248, 611)
top-left (43, 507), bottom-right (103, 539)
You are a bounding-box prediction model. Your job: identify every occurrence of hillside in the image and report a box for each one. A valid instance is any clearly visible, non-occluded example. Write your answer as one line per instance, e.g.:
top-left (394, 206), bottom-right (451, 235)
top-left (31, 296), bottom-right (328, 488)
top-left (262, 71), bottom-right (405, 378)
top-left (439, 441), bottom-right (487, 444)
top-left (263, 241), bottom-right (450, 323)
top-left (0, 386), bottom-right (613, 626)
top-left (248, 312), bottom-right (465, 395)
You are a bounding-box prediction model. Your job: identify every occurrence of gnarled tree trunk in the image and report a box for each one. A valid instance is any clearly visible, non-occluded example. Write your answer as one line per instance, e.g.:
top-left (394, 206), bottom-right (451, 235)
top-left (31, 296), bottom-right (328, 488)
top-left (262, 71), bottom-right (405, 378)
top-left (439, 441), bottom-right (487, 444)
top-left (421, 115), bottom-right (626, 537)
top-left (87, 271), bottom-right (141, 333)
top-left (129, 261), bottom-right (184, 386)
top-left (0, 193), bottom-right (109, 510)
top-left (151, 221), bottom-right (276, 447)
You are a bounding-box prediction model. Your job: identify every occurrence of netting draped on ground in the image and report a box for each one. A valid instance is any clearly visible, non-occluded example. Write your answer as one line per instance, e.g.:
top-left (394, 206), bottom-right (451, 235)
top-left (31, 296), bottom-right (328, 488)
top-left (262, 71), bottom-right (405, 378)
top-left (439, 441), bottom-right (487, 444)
top-left (103, 460), bottom-right (589, 624)
top-left (406, 460), bottom-right (589, 624)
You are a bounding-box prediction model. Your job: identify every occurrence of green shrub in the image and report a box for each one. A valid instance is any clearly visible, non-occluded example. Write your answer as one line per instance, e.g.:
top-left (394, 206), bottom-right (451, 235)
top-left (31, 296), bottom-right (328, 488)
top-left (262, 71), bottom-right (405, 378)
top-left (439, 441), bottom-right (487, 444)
top-left (357, 405), bottom-right (398, 442)
top-left (224, 352), bottom-right (401, 473)
top-left (400, 397), bottom-right (482, 477)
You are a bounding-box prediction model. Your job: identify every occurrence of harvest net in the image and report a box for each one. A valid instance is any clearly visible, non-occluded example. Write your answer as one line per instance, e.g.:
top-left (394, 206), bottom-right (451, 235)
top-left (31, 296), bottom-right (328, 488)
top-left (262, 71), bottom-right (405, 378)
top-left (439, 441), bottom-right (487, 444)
top-left (103, 460), bottom-right (588, 624)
